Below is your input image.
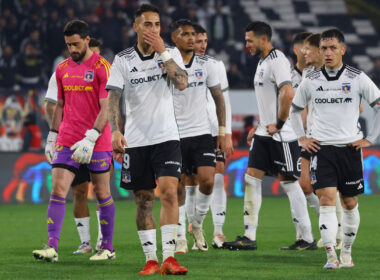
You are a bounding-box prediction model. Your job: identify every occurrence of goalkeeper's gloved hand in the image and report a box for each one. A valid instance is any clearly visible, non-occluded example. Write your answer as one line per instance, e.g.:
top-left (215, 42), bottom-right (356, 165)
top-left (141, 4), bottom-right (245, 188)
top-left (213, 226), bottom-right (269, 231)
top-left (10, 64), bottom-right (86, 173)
top-left (45, 130), bottom-right (58, 164)
top-left (70, 129), bottom-right (100, 164)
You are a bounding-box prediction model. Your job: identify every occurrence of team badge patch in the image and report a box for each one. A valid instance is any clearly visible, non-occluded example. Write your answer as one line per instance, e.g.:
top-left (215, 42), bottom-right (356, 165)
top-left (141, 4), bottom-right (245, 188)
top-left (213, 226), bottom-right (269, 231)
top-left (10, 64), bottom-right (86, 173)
top-left (342, 83), bottom-right (351, 94)
top-left (259, 69), bottom-right (264, 79)
top-left (84, 70), bottom-right (94, 82)
top-left (158, 60), bottom-right (165, 70)
top-left (121, 171), bottom-right (131, 183)
top-left (195, 70), bottom-right (203, 79)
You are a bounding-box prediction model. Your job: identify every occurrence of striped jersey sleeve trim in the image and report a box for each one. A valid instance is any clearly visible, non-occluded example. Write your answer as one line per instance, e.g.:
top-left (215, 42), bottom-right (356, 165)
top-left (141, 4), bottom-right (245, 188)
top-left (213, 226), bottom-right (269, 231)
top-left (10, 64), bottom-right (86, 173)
top-left (370, 97), bottom-right (380, 107)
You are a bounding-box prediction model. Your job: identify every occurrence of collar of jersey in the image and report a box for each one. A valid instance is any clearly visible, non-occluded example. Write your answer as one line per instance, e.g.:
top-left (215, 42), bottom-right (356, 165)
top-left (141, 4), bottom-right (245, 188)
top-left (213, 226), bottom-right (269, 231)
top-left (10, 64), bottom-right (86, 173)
top-left (294, 65), bottom-right (302, 76)
top-left (259, 48), bottom-right (276, 64)
top-left (185, 53), bottom-right (196, 69)
top-left (134, 45), bottom-right (156, 61)
top-left (321, 64), bottom-right (346, 81)
top-left (68, 52), bottom-right (96, 67)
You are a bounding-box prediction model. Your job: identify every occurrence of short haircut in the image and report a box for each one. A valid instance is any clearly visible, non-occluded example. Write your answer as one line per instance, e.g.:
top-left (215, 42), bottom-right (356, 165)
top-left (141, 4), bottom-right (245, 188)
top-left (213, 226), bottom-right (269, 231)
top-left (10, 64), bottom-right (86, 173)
top-left (193, 23), bottom-right (207, 34)
top-left (169, 19), bottom-right (194, 34)
top-left (89, 38), bottom-right (102, 48)
top-left (135, 4), bottom-right (159, 19)
top-left (305, 33), bottom-right (321, 48)
top-left (245, 21), bottom-right (272, 40)
top-left (320, 28), bottom-right (345, 43)
top-left (63, 20), bottom-right (89, 38)
top-left (293, 32), bottom-right (312, 45)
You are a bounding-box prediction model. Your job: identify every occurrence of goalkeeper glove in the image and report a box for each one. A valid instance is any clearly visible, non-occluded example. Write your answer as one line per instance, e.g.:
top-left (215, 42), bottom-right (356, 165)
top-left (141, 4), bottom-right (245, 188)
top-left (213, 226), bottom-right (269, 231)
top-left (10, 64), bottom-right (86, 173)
top-left (70, 129), bottom-right (100, 164)
top-left (45, 130), bottom-right (58, 164)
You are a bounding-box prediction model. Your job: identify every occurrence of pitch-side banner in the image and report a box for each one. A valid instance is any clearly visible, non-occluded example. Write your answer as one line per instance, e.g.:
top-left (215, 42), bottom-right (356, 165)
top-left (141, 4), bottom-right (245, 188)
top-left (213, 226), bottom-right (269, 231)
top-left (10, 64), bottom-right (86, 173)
top-left (1, 148), bottom-right (380, 204)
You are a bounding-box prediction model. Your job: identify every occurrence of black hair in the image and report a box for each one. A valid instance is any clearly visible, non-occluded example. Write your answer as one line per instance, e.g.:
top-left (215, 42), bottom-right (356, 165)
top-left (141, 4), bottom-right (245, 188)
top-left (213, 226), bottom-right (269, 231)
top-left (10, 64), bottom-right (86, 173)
top-left (89, 38), bottom-right (102, 48)
top-left (193, 23), bottom-right (206, 34)
top-left (245, 21), bottom-right (272, 40)
top-left (169, 19), bottom-right (194, 34)
top-left (135, 4), bottom-right (160, 19)
top-left (305, 33), bottom-right (321, 48)
top-left (292, 32), bottom-right (312, 45)
top-left (63, 20), bottom-right (89, 38)
top-left (320, 28), bottom-right (345, 43)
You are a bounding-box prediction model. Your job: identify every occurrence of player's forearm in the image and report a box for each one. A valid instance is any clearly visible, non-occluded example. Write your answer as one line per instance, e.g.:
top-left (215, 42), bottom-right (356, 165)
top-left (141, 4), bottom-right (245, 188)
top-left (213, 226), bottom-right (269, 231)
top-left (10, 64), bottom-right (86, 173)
top-left (93, 103), bottom-right (109, 133)
top-left (51, 100), bottom-right (63, 132)
top-left (301, 105), bottom-right (308, 129)
top-left (223, 89), bottom-right (232, 134)
top-left (164, 59), bottom-right (188, 90)
top-left (290, 105), bottom-right (306, 139)
top-left (107, 89), bottom-right (123, 133)
top-left (45, 101), bottom-right (56, 128)
top-left (278, 84), bottom-right (294, 121)
top-left (210, 86), bottom-right (226, 127)
top-left (366, 107), bottom-right (380, 143)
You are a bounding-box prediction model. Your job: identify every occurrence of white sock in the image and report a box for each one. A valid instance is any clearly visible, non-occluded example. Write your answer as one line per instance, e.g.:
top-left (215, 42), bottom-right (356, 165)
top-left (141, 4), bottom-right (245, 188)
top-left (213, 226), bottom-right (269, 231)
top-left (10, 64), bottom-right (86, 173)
top-left (138, 229), bottom-right (158, 262)
top-left (192, 189), bottom-right (211, 228)
top-left (290, 207), bottom-right (303, 240)
top-left (74, 217), bottom-right (91, 243)
top-left (161, 224), bottom-right (177, 261)
top-left (319, 206), bottom-right (338, 251)
top-left (185, 185), bottom-right (198, 224)
top-left (243, 174), bottom-right (262, 241)
top-left (342, 204), bottom-right (360, 254)
top-left (96, 210), bottom-right (102, 240)
top-left (306, 193), bottom-right (320, 215)
top-left (281, 181), bottom-right (314, 243)
top-left (336, 192), bottom-right (343, 241)
top-left (177, 205), bottom-right (187, 241)
top-left (211, 173), bottom-right (226, 236)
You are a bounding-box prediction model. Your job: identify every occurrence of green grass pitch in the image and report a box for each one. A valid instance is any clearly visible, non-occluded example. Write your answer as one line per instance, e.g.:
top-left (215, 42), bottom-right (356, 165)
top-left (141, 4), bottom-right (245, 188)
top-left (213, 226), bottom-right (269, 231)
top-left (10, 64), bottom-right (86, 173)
top-left (1, 195), bottom-right (380, 279)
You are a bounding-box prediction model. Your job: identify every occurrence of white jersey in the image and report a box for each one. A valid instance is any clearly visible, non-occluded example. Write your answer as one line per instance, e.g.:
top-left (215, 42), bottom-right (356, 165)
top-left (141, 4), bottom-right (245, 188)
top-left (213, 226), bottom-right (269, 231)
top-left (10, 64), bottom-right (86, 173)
top-left (293, 64), bottom-right (380, 145)
top-left (173, 54), bottom-right (219, 138)
top-left (291, 66), bottom-right (302, 90)
top-left (253, 49), bottom-right (297, 142)
top-left (303, 66), bottom-right (316, 136)
top-left (45, 72), bottom-right (58, 104)
top-left (206, 59), bottom-right (231, 137)
top-left (106, 45), bottom-right (185, 148)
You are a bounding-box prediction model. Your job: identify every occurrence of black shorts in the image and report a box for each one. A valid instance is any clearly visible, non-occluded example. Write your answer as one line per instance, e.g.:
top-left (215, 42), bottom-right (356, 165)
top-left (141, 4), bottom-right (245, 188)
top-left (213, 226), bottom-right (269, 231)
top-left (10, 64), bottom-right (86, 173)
top-left (180, 134), bottom-right (216, 175)
top-left (310, 145), bottom-right (364, 197)
top-left (120, 140), bottom-right (182, 190)
top-left (300, 148), bottom-right (311, 161)
top-left (71, 164), bottom-right (90, 186)
top-left (248, 134), bottom-right (300, 179)
top-left (213, 136), bottom-right (225, 163)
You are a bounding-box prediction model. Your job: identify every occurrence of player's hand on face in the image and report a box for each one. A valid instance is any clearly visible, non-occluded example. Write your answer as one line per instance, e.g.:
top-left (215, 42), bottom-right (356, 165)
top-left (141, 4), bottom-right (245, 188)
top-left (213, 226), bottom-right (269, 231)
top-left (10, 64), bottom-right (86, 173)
top-left (143, 31), bottom-right (166, 54)
top-left (266, 123), bottom-right (279, 136)
top-left (246, 127), bottom-right (256, 146)
top-left (112, 131), bottom-right (127, 154)
top-left (225, 134), bottom-right (234, 157)
top-left (299, 136), bottom-right (320, 153)
top-left (217, 135), bottom-right (226, 154)
top-left (349, 138), bottom-right (371, 151)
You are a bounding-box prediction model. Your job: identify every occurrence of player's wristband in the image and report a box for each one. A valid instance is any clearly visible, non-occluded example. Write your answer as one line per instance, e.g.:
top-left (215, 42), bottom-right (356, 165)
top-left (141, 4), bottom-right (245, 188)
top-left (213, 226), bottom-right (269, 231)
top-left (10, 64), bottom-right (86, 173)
top-left (219, 126), bottom-right (226, 136)
top-left (275, 119), bottom-right (285, 130)
top-left (159, 50), bottom-right (171, 62)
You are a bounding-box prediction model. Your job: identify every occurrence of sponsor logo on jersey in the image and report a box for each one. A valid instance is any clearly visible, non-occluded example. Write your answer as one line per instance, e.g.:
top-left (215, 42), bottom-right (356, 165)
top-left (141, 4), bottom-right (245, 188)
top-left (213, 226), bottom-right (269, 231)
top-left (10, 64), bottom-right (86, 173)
top-left (314, 97), bottom-right (353, 104)
top-left (63, 85), bottom-right (94, 92)
top-left (130, 74), bottom-right (165, 84)
top-left (63, 73), bottom-right (69, 78)
top-left (130, 67), bottom-right (138, 72)
top-left (316, 86), bottom-right (323, 91)
top-left (342, 83), bottom-right (351, 94)
top-left (195, 70), bottom-right (203, 79)
top-left (84, 70), bottom-right (94, 82)
top-left (187, 81), bottom-right (204, 88)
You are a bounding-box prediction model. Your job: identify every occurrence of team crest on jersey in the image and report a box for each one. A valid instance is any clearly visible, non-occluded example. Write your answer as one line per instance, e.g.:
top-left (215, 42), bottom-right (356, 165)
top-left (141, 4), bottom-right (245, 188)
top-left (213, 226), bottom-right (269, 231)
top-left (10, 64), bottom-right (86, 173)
top-left (157, 60), bottom-right (165, 70)
top-left (195, 70), bottom-right (203, 79)
top-left (258, 69), bottom-right (264, 79)
top-left (84, 70), bottom-right (94, 82)
top-left (121, 171), bottom-right (131, 183)
top-left (342, 83), bottom-right (351, 94)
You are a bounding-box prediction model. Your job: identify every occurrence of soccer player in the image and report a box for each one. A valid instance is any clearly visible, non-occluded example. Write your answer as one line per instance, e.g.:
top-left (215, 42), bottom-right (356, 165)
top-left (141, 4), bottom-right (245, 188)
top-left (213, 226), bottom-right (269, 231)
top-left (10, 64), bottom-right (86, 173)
top-left (33, 20), bottom-right (115, 262)
top-left (170, 20), bottom-right (226, 253)
top-left (223, 21), bottom-right (315, 251)
top-left (290, 28), bottom-right (380, 269)
top-left (44, 38), bottom-right (105, 254)
top-left (106, 4), bottom-right (188, 275)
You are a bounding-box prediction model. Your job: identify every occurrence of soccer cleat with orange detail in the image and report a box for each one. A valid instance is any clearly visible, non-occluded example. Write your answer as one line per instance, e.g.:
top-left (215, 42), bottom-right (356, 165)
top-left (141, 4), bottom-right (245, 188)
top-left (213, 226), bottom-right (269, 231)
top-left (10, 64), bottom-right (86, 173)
top-left (160, 257), bottom-right (188, 275)
top-left (138, 260), bottom-right (160, 275)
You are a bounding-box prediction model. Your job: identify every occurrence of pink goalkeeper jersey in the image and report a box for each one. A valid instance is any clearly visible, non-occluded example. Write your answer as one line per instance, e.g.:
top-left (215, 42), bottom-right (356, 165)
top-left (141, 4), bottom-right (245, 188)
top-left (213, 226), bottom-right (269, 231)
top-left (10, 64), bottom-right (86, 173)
top-left (56, 52), bottom-right (112, 152)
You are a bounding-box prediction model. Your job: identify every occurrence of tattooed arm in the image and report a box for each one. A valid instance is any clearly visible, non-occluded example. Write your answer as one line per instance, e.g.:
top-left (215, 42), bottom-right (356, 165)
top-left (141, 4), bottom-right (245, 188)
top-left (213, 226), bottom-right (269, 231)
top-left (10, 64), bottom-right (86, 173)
top-left (210, 85), bottom-right (226, 127)
top-left (107, 89), bottom-right (127, 154)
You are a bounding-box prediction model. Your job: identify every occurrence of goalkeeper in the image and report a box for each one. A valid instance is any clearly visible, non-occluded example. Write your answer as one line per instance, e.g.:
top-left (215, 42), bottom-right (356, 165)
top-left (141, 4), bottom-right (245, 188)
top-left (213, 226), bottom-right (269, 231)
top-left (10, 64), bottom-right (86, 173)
top-left (33, 20), bottom-right (115, 262)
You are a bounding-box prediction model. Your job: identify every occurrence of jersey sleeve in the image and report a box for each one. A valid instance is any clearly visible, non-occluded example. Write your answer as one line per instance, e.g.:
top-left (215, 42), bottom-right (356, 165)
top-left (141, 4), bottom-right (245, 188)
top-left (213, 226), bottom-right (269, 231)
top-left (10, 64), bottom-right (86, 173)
top-left (97, 58), bottom-right (111, 99)
top-left (106, 55), bottom-right (126, 92)
top-left (45, 72), bottom-right (58, 104)
top-left (271, 56), bottom-right (292, 88)
top-left (218, 61), bottom-right (232, 133)
top-left (218, 61), bottom-right (229, 91)
top-left (206, 59), bottom-right (220, 89)
top-left (169, 47), bottom-right (186, 70)
top-left (292, 79), bottom-right (311, 110)
top-left (358, 72), bottom-right (380, 107)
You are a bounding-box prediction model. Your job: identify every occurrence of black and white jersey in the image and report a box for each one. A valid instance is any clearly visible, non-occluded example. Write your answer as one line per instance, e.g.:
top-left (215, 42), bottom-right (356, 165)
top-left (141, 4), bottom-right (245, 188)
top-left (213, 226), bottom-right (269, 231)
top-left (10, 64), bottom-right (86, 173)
top-left (291, 66), bottom-right (302, 90)
top-left (106, 45), bottom-right (185, 148)
top-left (173, 54), bottom-right (220, 138)
top-left (45, 72), bottom-right (58, 104)
top-left (206, 59), bottom-right (231, 137)
top-left (303, 66), bottom-right (316, 136)
top-left (293, 64), bottom-right (380, 145)
top-left (254, 49), bottom-right (296, 142)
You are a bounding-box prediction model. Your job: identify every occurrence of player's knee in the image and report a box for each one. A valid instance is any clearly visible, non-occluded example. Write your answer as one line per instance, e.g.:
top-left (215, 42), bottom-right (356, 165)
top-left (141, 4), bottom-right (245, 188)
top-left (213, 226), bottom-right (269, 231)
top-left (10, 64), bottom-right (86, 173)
top-left (135, 190), bottom-right (155, 211)
top-left (52, 182), bottom-right (68, 197)
top-left (340, 195), bottom-right (358, 210)
top-left (299, 177), bottom-right (312, 195)
top-left (198, 176), bottom-right (214, 193)
top-left (159, 187), bottom-right (177, 208)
